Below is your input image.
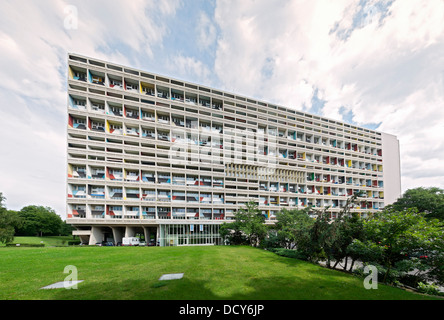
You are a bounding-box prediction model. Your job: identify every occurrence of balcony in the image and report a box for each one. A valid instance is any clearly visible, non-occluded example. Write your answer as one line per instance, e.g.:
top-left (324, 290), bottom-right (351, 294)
top-left (108, 169), bottom-right (123, 181)
top-left (125, 108), bottom-right (139, 120)
top-left (109, 105), bottom-right (123, 117)
top-left (70, 186), bottom-right (86, 199)
top-left (70, 166), bottom-right (86, 178)
top-left (141, 190), bottom-right (156, 202)
top-left (89, 187), bottom-right (105, 199)
top-left (126, 127), bottom-right (139, 137)
top-left (89, 71), bottom-right (105, 86)
top-left (69, 96), bottom-right (87, 111)
top-left (124, 80), bottom-right (139, 93)
top-left (90, 168), bottom-right (105, 180)
top-left (90, 120), bottom-right (105, 133)
top-left (157, 191), bottom-right (171, 202)
top-left (70, 68), bottom-right (87, 82)
top-left (70, 116), bottom-right (86, 130)
top-left (142, 129), bottom-right (155, 139)
top-left (109, 188), bottom-right (123, 200)
top-left (141, 173), bottom-right (155, 183)
top-left (142, 112), bottom-right (155, 122)
top-left (109, 78), bottom-right (123, 90)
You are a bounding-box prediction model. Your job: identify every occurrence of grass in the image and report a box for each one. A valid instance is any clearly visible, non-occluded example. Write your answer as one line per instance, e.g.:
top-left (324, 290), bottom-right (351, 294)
top-left (0, 245), bottom-right (439, 300)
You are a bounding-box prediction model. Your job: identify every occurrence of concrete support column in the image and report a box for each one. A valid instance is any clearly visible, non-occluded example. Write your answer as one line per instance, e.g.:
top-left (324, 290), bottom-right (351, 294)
top-left (112, 227), bottom-right (124, 245)
top-left (89, 226), bottom-right (104, 245)
top-left (125, 226), bottom-right (136, 238)
top-left (143, 227), bottom-right (150, 244)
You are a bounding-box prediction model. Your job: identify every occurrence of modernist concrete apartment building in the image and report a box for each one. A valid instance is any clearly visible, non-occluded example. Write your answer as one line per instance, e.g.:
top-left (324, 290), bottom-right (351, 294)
top-left (66, 53), bottom-right (401, 246)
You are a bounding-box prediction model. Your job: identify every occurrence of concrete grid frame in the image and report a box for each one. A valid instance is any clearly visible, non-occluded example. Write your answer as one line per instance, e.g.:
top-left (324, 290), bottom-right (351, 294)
top-left (66, 53), bottom-right (401, 246)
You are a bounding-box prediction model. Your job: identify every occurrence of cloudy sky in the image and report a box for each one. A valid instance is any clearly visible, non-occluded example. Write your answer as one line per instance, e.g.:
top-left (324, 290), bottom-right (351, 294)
top-left (0, 0), bottom-right (443, 218)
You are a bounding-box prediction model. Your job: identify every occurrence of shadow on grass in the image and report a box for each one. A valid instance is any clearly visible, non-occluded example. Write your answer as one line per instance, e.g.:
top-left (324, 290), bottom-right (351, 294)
top-left (50, 272), bottom-right (429, 301)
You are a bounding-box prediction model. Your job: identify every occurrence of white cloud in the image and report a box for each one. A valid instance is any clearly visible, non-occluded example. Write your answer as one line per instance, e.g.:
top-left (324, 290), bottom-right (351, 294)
top-left (0, 0), bottom-right (182, 217)
top-left (212, 0), bottom-right (444, 193)
top-left (197, 11), bottom-right (217, 50)
top-left (167, 54), bottom-right (212, 85)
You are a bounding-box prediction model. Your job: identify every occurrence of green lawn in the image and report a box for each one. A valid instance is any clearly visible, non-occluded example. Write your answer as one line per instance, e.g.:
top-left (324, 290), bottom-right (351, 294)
top-left (0, 245), bottom-right (438, 300)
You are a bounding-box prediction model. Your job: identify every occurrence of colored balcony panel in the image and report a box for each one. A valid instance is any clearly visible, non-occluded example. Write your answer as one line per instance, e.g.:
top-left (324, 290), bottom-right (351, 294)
top-left (142, 207), bottom-right (156, 219)
top-left (89, 118), bottom-right (105, 132)
top-left (125, 106), bottom-right (140, 119)
top-left (108, 103), bottom-right (123, 117)
top-left (106, 205), bottom-right (123, 217)
top-left (125, 188), bottom-right (140, 200)
top-left (109, 187), bottom-right (123, 200)
top-left (141, 189), bottom-right (156, 201)
top-left (141, 172), bottom-right (155, 183)
top-left (107, 168), bottom-right (123, 181)
top-left (187, 193), bottom-right (199, 203)
top-left (141, 82), bottom-right (155, 96)
top-left (158, 173), bottom-right (171, 184)
top-left (125, 170), bottom-right (140, 182)
top-left (69, 115), bottom-right (87, 130)
top-left (158, 207), bottom-right (171, 219)
top-left (157, 190), bottom-right (171, 202)
top-left (200, 193), bottom-right (212, 204)
top-left (124, 206), bottom-right (140, 217)
top-left (124, 78), bottom-right (139, 92)
top-left (69, 66), bottom-right (87, 82)
top-left (171, 89), bottom-right (184, 103)
top-left (141, 109), bottom-right (156, 122)
top-left (90, 99), bottom-right (105, 114)
top-left (69, 95), bottom-right (87, 111)
top-left (70, 165), bottom-right (86, 178)
top-left (91, 205), bottom-right (105, 218)
top-left (125, 126), bottom-right (139, 137)
top-left (107, 121), bottom-right (123, 135)
top-left (108, 74), bottom-right (123, 89)
top-left (172, 191), bottom-right (186, 202)
top-left (172, 208), bottom-right (186, 219)
top-left (90, 167), bottom-right (105, 180)
top-left (213, 179), bottom-right (223, 188)
top-left (213, 209), bottom-right (224, 220)
top-left (89, 70), bottom-right (105, 85)
top-left (157, 86), bottom-right (170, 99)
top-left (89, 186), bottom-right (105, 199)
top-left (70, 185), bottom-right (86, 199)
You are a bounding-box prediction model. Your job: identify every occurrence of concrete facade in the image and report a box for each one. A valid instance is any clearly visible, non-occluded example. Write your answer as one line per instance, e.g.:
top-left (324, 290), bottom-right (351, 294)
top-left (66, 53), bottom-right (401, 246)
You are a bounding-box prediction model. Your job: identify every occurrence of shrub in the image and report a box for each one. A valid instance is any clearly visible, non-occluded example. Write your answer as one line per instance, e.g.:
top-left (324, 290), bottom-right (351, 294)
top-left (417, 282), bottom-right (443, 296)
top-left (269, 248), bottom-right (309, 261)
top-left (5, 243), bottom-right (44, 247)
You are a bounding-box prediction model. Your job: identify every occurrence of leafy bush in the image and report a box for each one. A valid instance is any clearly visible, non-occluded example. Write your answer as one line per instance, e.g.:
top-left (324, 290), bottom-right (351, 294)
top-left (5, 243), bottom-right (44, 247)
top-left (269, 248), bottom-right (309, 261)
top-left (417, 282), bottom-right (443, 296)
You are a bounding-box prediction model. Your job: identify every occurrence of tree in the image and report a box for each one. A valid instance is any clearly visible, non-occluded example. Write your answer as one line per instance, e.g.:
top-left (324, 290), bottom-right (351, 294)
top-left (220, 220), bottom-right (247, 245)
top-left (16, 205), bottom-right (64, 236)
top-left (220, 201), bottom-right (268, 247)
top-left (273, 208), bottom-right (314, 250)
top-left (307, 192), bottom-right (365, 267)
top-left (390, 187), bottom-right (444, 221)
top-left (348, 208), bottom-right (444, 285)
top-left (332, 213), bottom-right (365, 271)
top-left (0, 193), bottom-right (23, 244)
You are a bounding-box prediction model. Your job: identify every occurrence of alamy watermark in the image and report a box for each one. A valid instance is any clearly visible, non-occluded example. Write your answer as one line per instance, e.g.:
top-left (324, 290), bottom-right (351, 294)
top-left (64, 265), bottom-right (79, 289)
top-left (64, 5), bottom-right (78, 30)
top-left (168, 123), bottom-right (278, 173)
top-left (363, 265), bottom-right (378, 290)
